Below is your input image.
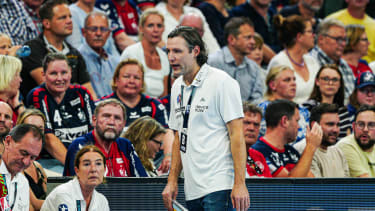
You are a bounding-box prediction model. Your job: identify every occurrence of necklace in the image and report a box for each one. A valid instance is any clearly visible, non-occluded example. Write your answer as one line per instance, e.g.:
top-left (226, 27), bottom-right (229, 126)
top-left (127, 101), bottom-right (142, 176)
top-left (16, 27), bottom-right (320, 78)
top-left (286, 49), bottom-right (305, 67)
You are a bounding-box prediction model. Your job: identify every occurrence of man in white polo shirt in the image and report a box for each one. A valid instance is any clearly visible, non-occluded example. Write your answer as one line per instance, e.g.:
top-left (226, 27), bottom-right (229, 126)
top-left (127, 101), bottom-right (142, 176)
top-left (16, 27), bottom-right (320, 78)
top-left (162, 26), bottom-right (249, 211)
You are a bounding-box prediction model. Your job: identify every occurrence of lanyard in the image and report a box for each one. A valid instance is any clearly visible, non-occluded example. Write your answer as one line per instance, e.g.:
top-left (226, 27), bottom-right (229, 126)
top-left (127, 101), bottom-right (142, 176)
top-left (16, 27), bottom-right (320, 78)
top-left (2, 174), bottom-right (17, 210)
top-left (76, 200), bottom-right (81, 211)
top-left (180, 86), bottom-right (196, 129)
top-left (246, 155), bottom-right (262, 175)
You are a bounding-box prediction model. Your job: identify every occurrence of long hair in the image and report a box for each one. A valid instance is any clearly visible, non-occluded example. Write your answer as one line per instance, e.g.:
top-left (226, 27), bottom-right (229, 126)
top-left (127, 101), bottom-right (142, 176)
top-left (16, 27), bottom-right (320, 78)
top-left (309, 64), bottom-right (345, 107)
top-left (0, 55), bottom-right (22, 91)
top-left (122, 116), bottom-right (166, 172)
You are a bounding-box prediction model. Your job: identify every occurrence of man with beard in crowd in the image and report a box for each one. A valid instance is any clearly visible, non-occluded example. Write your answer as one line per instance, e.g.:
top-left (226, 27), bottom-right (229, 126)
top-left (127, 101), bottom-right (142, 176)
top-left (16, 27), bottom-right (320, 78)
top-left (295, 103), bottom-right (350, 177)
top-left (337, 105), bottom-right (375, 177)
top-left (63, 98), bottom-right (147, 177)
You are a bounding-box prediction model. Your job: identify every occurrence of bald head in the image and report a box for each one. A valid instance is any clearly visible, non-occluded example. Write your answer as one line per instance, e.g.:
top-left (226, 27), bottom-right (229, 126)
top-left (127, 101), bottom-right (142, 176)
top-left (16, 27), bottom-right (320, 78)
top-left (0, 102), bottom-right (13, 140)
top-left (179, 13), bottom-right (204, 36)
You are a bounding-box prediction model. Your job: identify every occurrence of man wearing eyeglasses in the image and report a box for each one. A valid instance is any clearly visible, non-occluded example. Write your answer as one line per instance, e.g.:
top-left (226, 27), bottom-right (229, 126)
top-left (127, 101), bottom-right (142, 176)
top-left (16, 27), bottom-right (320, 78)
top-left (63, 98), bottom-right (147, 177)
top-left (337, 105), bottom-right (375, 177)
top-left (21, 0), bottom-right (97, 99)
top-left (79, 11), bottom-right (120, 98)
top-left (0, 124), bottom-right (43, 211)
top-left (310, 18), bottom-right (355, 102)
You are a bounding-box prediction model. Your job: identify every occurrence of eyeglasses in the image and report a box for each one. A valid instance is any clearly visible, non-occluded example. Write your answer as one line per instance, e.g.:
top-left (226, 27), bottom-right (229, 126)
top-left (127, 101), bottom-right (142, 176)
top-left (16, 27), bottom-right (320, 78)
top-left (359, 87), bottom-right (375, 95)
top-left (319, 76), bottom-right (340, 84)
top-left (355, 121), bottom-right (375, 130)
top-left (304, 30), bottom-right (314, 34)
top-left (151, 139), bottom-right (163, 147)
top-left (359, 38), bottom-right (369, 42)
top-left (324, 34), bottom-right (347, 44)
top-left (85, 26), bottom-right (111, 33)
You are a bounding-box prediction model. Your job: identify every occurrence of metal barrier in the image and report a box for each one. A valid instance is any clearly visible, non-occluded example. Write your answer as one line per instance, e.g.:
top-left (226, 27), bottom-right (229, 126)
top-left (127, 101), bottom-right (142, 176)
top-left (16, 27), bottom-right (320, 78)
top-left (47, 177), bottom-right (375, 211)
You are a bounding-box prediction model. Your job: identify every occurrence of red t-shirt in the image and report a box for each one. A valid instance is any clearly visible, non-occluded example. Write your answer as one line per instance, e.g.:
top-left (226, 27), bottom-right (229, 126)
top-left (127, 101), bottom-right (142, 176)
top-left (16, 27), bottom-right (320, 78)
top-left (348, 60), bottom-right (372, 78)
top-left (112, 0), bottom-right (139, 35)
top-left (93, 132), bottom-right (131, 177)
top-left (246, 148), bottom-right (272, 178)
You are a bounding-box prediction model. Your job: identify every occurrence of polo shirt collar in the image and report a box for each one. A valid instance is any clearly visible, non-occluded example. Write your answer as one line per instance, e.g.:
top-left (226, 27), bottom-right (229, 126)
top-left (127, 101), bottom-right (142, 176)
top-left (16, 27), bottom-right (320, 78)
top-left (189, 64), bottom-right (209, 87)
top-left (0, 159), bottom-right (20, 182)
top-left (223, 46), bottom-right (236, 64)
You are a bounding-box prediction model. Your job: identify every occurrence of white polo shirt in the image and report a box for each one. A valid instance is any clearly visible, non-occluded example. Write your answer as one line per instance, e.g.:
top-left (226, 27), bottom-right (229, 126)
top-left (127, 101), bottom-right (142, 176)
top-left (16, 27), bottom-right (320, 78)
top-left (169, 64), bottom-right (244, 200)
top-left (41, 178), bottom-right (109, 211)
top-left (0, 160), bottom-right (29, 211)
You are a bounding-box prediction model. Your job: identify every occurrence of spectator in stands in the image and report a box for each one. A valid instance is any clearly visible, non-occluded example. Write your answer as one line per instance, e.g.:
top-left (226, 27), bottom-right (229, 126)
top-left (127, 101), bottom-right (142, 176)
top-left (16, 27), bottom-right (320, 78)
top-left (0, 0), bottom-right (38, 45)
top-left (247, 33), bottom-right (265, 71)
top-left (155, 0), bottom-right (220, 54)
top-left (252, 99), bottom-right (323, 177)
top-left (303, 64), bottom-right (345, 112)
top-left (337, 105), bottom-right (375, 177)
top-left (79, 12), bottom-right (120, 98)
top-left (310, 18), bottom-right (355, 101)
top-left (342, 24), bottom-right (371, 77)
top-left (242, 102), bottom-right (271, 178)
top-left (21, 0), bottom-right (96, 99)
top-left (230, 0), bottom-right (279, 53)
top-left (294, 104), bottom-right (350, 177)
top-left (259, 65), bottom-right (310, 144)
top-left (325, 0), bottom-right (375, 63)
top-left (269, 15), bottom-right (320, 104)
top-left (67, 0), bottom-right (134, 54)
top-left (100, 58), bottom-right (167, 128)
top-left (0, 33), bottom-right (21, 56)
top-left (64, 99), bottom-right (147, 177)
top-left (120, 9), bottom-right (170, 98)
top-left (208, 17), bottom-right (264, 103)
top-left (198, 0), bottom-right (230, 47)
top-left (338, 71), bottom-right (375, 139)
top-left (1, 124), bottom-right (44, 210)
top-left (16, 109), bottom-right (48, 211)
top-left (122, 116), bottom-right (166, 177)
top-left (26, 53), bottom-right (95, 174)
top-left (279, 0), bottom-right (323, 30)
top-left (0, 55), bottom-right (25, 124)
top-left (22, 0), bottom-right (43, 33)
top-left (0, 102), bottom-right (13, 143)
top-left (95, 0), bottom-right (155, 39)
top-left (42, 145), bottom-right (110, 210)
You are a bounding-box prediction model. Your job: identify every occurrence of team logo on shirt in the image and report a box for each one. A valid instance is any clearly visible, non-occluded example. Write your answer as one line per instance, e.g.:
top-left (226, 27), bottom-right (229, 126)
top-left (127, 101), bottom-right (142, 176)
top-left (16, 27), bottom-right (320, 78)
top-left (58, 204), bottom-right (68, 211)
top-left (141, 106), bottom-right (152, 113)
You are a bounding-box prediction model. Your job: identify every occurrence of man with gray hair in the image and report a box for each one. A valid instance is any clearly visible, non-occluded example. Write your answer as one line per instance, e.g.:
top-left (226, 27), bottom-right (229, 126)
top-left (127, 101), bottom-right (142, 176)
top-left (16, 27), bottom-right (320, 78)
top-left (179, 12), bottom-right (220, 55)
top-left (79, 11), bottom-right (120, 98)
top-left (310, 18), bottom-right (355, 100)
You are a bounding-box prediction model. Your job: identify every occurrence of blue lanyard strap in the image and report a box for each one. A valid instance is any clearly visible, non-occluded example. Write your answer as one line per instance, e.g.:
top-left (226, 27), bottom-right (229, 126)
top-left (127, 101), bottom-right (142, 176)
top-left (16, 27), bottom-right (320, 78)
top-left (76, 200), bottom-right (81, 211)
top-left (180, 86), bottom-right (196, 129)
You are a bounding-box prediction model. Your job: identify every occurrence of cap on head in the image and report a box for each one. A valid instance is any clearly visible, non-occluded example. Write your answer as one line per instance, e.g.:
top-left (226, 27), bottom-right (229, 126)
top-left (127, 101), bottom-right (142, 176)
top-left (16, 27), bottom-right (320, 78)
top-left (356, 71), bottom-right (375, 89)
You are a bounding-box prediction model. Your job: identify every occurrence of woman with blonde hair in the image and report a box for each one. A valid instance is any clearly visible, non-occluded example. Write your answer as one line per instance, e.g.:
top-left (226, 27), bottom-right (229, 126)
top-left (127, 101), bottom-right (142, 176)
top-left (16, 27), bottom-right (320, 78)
top-left (17, 108), bottom-right (47, 211)
top-left (122, 116), bottom-right (166, 177)
top-left (0, 55), bottom-right (24, 123)
top-left (258, 65), bottom-right (310, 144)
top-left (120, 8), bottom-right (170, 98)
top-left (342, 24), bottom-right (371, 78)
top-left (268, 15), bottom-right (319, 104)
top-left (0, 33), bottom-right (21, 56)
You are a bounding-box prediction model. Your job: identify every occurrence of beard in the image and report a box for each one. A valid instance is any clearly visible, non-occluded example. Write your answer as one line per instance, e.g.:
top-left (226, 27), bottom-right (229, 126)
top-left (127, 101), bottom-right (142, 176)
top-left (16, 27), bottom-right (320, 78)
top-left (96, 126), bottom-right (120, 142)
top-left (355, 134), bottom-right (375, 151)
top-left (321, 132), bottom-right (338, 148)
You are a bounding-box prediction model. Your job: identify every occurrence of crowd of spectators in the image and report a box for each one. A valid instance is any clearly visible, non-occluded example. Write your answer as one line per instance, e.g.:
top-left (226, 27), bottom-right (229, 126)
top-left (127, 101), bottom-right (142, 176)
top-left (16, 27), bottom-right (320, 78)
top-left (1, 0), bottom-right (375, 209)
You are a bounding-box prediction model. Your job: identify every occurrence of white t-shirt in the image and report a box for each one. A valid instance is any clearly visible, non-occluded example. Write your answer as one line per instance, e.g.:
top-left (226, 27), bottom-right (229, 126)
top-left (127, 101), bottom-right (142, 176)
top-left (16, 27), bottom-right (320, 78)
top-left (0, 160), bottom-right (29, 211)
top-left (155, 2), bottom-right (220, 55)
top-left (120, 42), bottom-right (170, 98)
top-left (41, 178), bottom-right (110, 211)
top-left (169, 64), bottom-right (244, 200)
top-left (267, 50), bottom-right (320, 104)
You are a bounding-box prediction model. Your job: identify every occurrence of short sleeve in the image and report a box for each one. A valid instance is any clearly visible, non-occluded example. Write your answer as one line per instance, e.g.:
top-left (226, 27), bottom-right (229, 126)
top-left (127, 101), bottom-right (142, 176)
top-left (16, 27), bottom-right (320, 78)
top-left (217, 76), bottom-right (244, 123)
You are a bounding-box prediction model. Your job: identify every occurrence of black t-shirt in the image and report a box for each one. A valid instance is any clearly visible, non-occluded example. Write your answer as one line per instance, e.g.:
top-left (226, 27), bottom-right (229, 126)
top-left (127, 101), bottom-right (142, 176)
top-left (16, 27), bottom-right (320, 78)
top-left (21, 34), bottom-right (90, 97)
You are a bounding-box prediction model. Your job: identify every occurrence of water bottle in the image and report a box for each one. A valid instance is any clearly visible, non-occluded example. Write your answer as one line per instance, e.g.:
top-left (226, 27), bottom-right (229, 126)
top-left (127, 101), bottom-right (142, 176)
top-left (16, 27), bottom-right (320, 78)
top-left (16, 45), bottom-right (31, 58)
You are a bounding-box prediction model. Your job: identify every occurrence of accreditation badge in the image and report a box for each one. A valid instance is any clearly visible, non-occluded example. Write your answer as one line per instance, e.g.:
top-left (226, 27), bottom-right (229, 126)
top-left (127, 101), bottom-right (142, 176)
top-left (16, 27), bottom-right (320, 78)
top-left (180, 128), bottom-right (187, 153)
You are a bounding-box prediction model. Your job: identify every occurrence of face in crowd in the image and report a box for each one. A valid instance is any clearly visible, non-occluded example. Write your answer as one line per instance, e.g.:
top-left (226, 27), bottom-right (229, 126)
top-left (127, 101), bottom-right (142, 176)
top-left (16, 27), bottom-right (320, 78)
top-left (353, 110), bottom-right (375, 151)
top-left (44, 59), bottom-right (72, 97)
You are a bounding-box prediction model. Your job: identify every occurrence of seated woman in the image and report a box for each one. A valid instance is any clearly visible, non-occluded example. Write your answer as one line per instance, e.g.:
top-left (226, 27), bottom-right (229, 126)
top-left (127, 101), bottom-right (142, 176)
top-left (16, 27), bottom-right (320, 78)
top-left (41, 145), bottom-right (110, 211)
top-left (303, 64), bottom-right (345, 112)
top-left (268, 15), bottom-right (319, 104)
top-left (120, 9), bottom-right (170, 98)
top-left (342, 24), bottom-right (371, 78)
top-left (258, 65), bottom-right (310, 144)
top-left (100, 58), bottom-right (168, 129)
top-left (17, 109), bottom-right (48, 211)
top-left (122, 116), bottom-right (166, 177)
top-left (0, 55), bottom-right (24, 125)
top-left (338, 71), bottom-right (375, 139)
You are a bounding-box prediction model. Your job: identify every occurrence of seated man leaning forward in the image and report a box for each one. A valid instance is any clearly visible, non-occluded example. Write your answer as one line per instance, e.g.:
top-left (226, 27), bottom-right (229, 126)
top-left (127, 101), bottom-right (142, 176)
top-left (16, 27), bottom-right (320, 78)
top-left (252, 99), bottom-right (323, 177)
top-left (26, 53), bottom-right (95, 174)
top-left (64, 98), bottom-right (147, 177)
